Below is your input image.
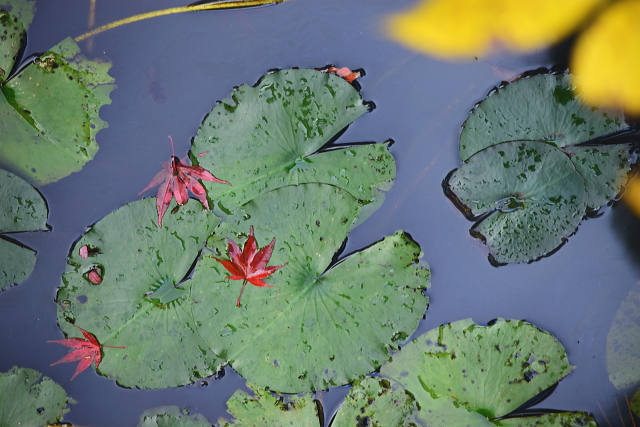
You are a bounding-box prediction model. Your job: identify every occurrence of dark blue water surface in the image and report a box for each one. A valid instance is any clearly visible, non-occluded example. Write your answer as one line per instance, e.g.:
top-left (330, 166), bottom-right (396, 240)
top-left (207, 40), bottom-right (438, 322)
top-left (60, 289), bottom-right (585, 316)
top-left (2, 0), bottom-right (639, 425)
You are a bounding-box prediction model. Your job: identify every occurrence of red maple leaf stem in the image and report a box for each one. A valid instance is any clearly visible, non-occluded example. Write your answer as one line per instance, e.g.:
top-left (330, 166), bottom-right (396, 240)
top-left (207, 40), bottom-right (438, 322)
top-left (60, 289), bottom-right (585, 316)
top-left (237, 279), bottom-right (248, 307)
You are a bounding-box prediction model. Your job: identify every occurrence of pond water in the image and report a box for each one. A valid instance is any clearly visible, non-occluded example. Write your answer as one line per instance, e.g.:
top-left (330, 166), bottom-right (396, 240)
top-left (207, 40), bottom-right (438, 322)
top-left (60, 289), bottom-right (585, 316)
top-left (1, 0), bottom-right (639, 425)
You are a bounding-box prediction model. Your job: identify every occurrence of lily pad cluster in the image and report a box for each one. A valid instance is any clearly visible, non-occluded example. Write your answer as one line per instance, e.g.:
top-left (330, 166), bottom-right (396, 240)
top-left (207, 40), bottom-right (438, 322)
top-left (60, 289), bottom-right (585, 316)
top-left (445, 72), bottom-right (632, 264)
top-left (204, 319), bottom-right (595, 426)
top-left (0, 0), bottom-right (115, 185)
top-left (0, 366), bottom-right (74, 426)
top-left (0, 168), bottom-right (48, 291)
top-left (55, 68), bottom-right (430, 391)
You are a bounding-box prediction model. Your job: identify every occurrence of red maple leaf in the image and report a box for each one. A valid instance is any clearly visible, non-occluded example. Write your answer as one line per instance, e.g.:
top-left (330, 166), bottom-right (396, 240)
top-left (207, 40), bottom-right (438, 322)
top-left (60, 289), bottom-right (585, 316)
top-left (319, 66), bottom-right (361, 83)
top-left (139, 135), bottom-right (231, 227)
top-left (214, 226), bottom-right (287, 307)
top-left (48, 325), bottom-right (125, 380)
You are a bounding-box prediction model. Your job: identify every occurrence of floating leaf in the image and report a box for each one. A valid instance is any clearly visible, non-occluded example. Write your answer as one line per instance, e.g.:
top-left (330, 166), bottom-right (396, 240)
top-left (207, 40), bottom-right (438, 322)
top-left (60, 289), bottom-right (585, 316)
top-left (55, 198), bottom-right (221, 389)
top-left (459, 73), bottom-right (629, 209)
top-left (191, 184), bottom-right (430, 393)
top-left (385, 0), bottom-right (603, 58)
top-left (632, 389), bottom-right (640, 419)
top-left (607, 281), bottom-right (640, 389)
top-left (191, 68), bottom-right (394, 216)
top-left (0, 366), bottom-right (73, 426)
top-left (330, 377), bottom-right (417, 427)
top-left (137, 406), bottom-right (211, 427)
top-left (446, 141), bottom-right (588, 264)
top-left (0, 36), bottom-right (115, 184)
top-left (0, 0), bottom-right (34, 83)
top-left (380, 319), bottom-right (592, 425)
top-left (572, 0), bottom-right (640, 115)
top-left (0, 168), bottom-right (48, 290)
top-left (218, 383), bottom-right (320, 427)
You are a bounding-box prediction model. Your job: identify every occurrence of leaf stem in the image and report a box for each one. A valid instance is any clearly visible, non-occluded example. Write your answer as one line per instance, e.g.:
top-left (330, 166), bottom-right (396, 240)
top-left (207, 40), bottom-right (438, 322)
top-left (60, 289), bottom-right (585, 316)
top-left (237, 279), bottom-right (247, 307)
top-left (74, 0), bottom-right (287, 42)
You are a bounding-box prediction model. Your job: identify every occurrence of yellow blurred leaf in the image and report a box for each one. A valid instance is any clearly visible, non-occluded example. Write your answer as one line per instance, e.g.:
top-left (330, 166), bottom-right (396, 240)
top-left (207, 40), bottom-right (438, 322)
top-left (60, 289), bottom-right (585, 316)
top-left (572, 0), bottom-right (640, 114)
top-left (386, 0), bottom-right (603, 58)
top-left (623, 177), bottom-right (640, 218)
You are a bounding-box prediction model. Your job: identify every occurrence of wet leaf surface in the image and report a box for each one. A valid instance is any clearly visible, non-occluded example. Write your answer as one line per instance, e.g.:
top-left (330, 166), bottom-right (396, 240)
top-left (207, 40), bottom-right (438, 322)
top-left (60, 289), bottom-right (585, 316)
top-left (192, 68), bottom-right (394, 216)
top-left (0, 168), bottom-right (47, 290)
top-left (381, 319), bottom-right (576, 422)
top-left (0, 0), bottom-right (33, 83)
top-left (606, 281), bottom-right (640, 389)
top-left (447, 141), bottom-right (588, 264)
top-left (459, 73), bottom-right (630, 209)
top-left (330, 377), bottom-right (417, 427)
top-left (632, 388), bottom-right (640, 419)
top-left (218, 383), bottom-right (320, 427)
top-left (0, 366), bottom-right (73, 426)
top-left (191, 184), bottom-right (430, 393)
top-left (55, 198), bottom-right (222, 389)
top-left (0, 35), bottom-right (115, 184)
top-left (137, 406), bottom-right (212, 427)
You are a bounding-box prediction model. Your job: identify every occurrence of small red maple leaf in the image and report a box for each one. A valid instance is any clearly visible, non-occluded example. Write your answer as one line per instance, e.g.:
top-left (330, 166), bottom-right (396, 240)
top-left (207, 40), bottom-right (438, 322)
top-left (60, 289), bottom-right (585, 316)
top-left (139, 135), bottom-right (231, 227)
top-left (214, 226), bottom-right (287, 307)
top-left (319, 66), bottom-right (361, 83)
top-left (48, 325), bottom-right (125, 380)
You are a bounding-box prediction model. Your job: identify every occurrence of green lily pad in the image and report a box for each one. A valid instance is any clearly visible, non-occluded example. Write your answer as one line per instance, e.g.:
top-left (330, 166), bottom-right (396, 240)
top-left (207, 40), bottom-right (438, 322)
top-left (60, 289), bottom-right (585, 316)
top-left (499, 413), bottom-right (598, 426)
top-left (0, 0), bottom-right (34, 83)
top-left (191, 184), bottom-right (430, 393)
top-left (137, 406), bottom-right (212, 427)
top-left (460, 73), bottom-right (629, 209)
top-left (55, 198), bottom-right (222, 389)
top-left (0, 366), bottom-right (73, 426)
top-left (218, 383), bottom-right (320, 427)
top-left (381, 319), bottom-right (576, 422)
top-left (0, 36), bottom-right (115, 185)
top-left (632, 388), bottom-right (640, 419)
top-left (446, 141), bottom-right (588, 264)
top-left (330, 377), bottom-right (417, 427)
top-left (607, 281), bottom-right (640, 389)
top-left (191, 68), bottom-right (394, 216)
top-left (0, 168), bottom-right (48, 290)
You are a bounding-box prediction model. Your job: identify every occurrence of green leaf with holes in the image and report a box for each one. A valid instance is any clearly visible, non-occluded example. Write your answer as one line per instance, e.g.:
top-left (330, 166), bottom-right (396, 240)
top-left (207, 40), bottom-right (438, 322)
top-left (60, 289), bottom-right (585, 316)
top-left (55, 198), bottom-right (221, 389)
top-left (0, 35), bottom-right (115, 184)
top-left (0, 366), bottom-right (74, 426)
top-left (191, 68), bottom-right (394, 218)
top-left (331, 377), bottom-right (418, 427)
top-left (380, 319), bottom-right (592, 425)
top-left (219, 383), bottom-right (319, 427)
top-left (607, 281), bottom-right (640, 389)
top-left (0, 168), bottom-right (48, 290)
top-left (191, 184), bottom-right (430, 393)
top-left (137, 406), bottom-right (212, 427)
top-left (446, 141), bottom-right (587, 264)
top-left (0, 0), bottom-right (34, 83)
top-left (460, 73), bottom-right (630, 209)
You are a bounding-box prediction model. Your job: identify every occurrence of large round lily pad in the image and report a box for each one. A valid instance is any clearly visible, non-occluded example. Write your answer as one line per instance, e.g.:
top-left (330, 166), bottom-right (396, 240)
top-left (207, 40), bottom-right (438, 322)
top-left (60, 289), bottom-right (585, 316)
top-left (0, 366), bottom-right (73, 426)
top-left (460, 73), bottom-right (630, 209)
top-left (191, 68), bottom-right (394, 215)
top-left (218, 383), bottom-right (319, 427)
top-left (0, 168), bottom-right (48, 291)
top-left (380, 319), bottom-right (593, 425)
top-left (191, 184), bottom-right (430, 393)
top-left (446, 140), bottom-right (588, 264)
top-left (0, 36), bottom-right (115, 185)
top-left (55, 198), bottom-right (222, 389)
top-left (607, 281), bottom-right (640, 389)
top-left (137, 406), bottom-right (212, 427)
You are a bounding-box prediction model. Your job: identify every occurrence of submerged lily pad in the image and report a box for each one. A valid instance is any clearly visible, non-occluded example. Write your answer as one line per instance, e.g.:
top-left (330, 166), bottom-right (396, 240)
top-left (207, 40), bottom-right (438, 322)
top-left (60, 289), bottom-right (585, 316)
top-left (380, 319), bottom-right (592, 425)
top-left (0, 168), bottom-right (48, 290)
top-left (137, 406), bottom-right (212, 427)
top-left (191, 184), bottom-right (430, 393)
top-left (0, 34), bottom-right (115, 184)
top-left (191, 68), bottom-right (394, 216)
top-left (460, 73), bottom-right (630, 209)
top-left (55, 198), bottom-right (221, 389)
top-left (446, 141), bottom-right (587, 264)
top-left (218, 383), bottom-right (319, 427)
top-left (330, 377), bottom-right (417, 427)
top-left (606, 281), bottom-right (640, 389)
top-left (0, 366), bottom-right (73, 426)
